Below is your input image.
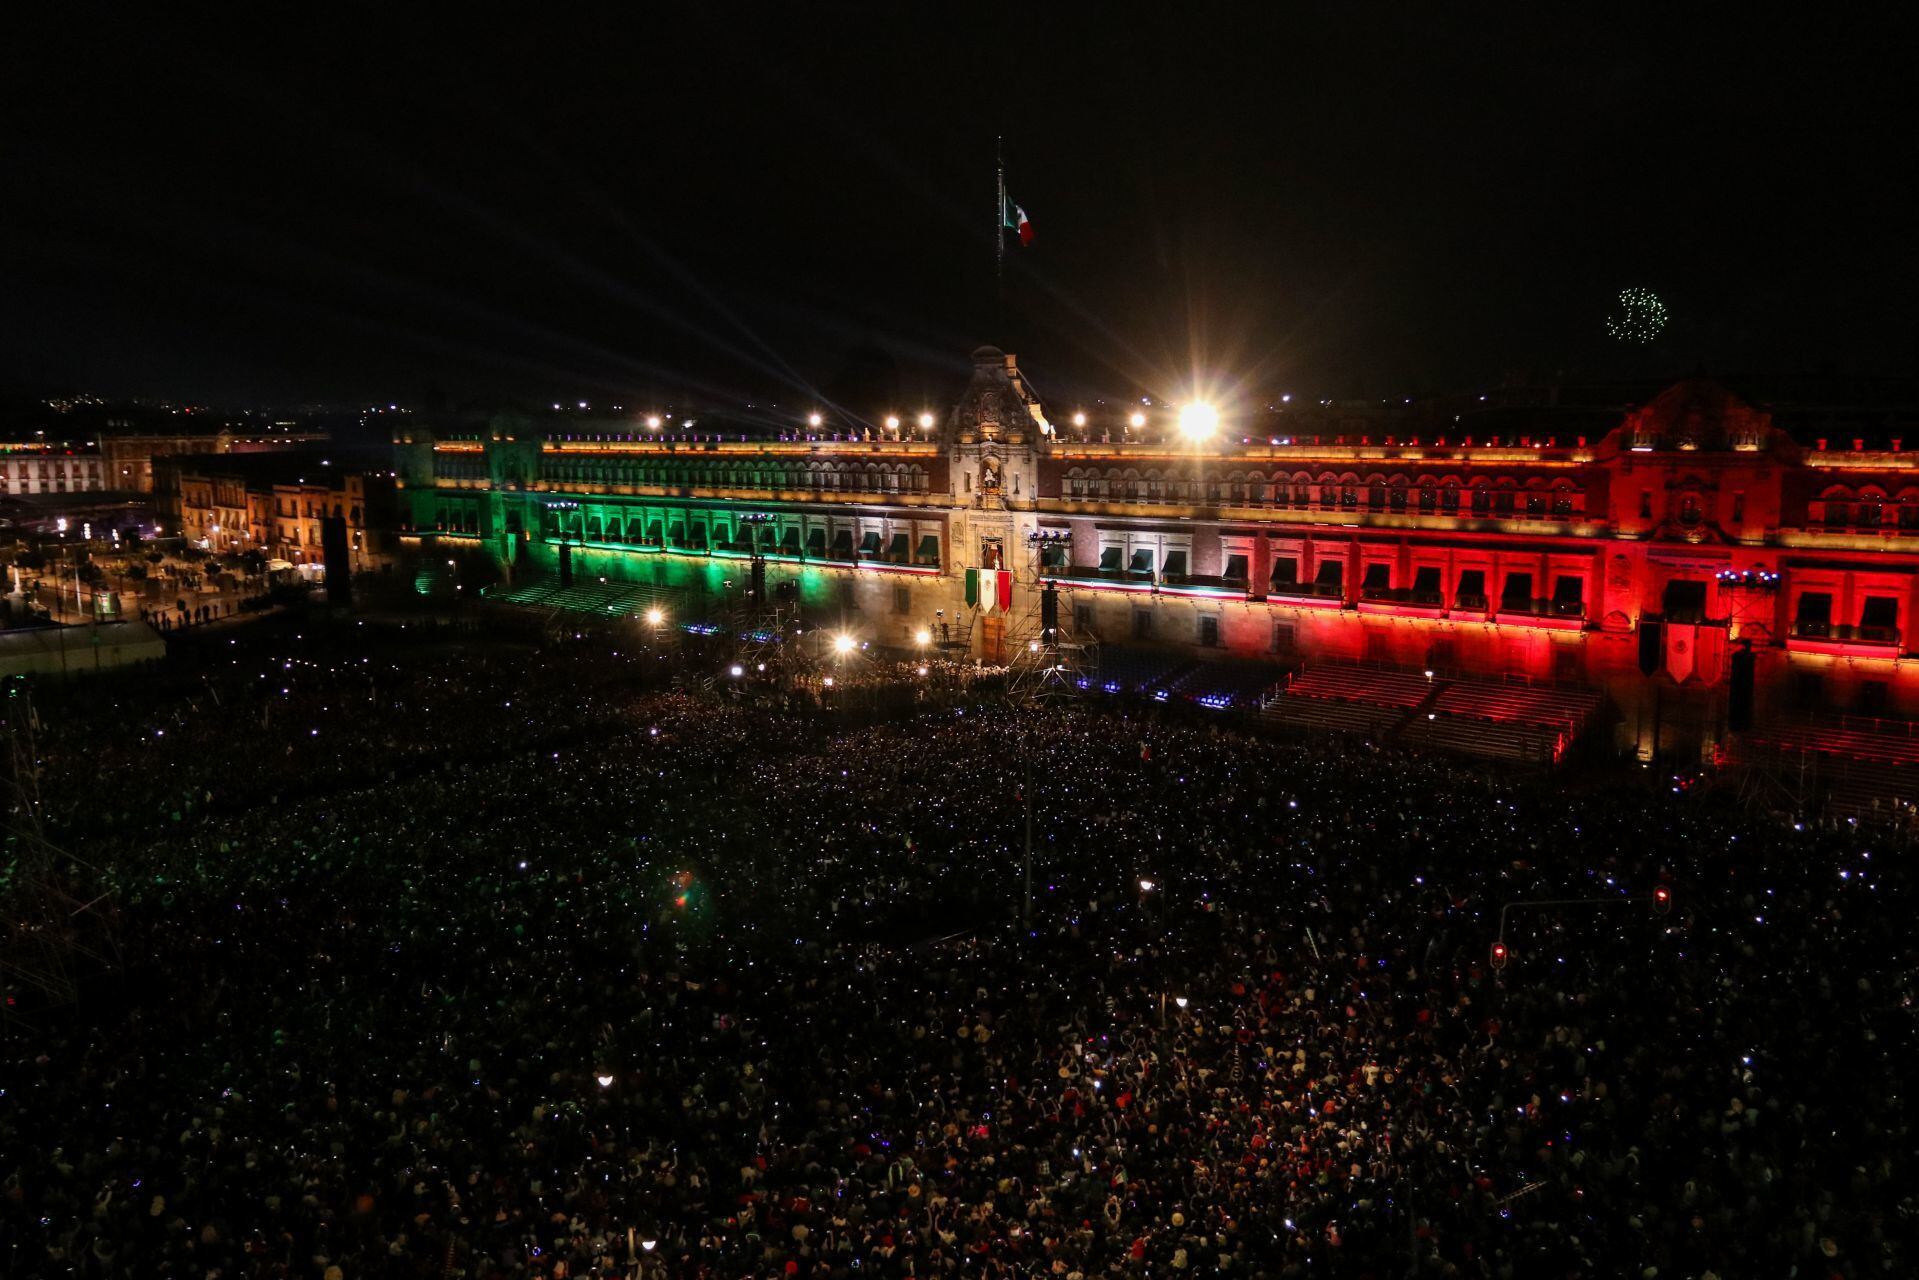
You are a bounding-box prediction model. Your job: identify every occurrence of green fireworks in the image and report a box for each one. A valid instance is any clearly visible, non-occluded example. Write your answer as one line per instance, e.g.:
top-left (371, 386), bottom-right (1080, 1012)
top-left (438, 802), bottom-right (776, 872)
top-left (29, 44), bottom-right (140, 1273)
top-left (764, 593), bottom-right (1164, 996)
top-left (1606, 287), bottom-right (1668, 344)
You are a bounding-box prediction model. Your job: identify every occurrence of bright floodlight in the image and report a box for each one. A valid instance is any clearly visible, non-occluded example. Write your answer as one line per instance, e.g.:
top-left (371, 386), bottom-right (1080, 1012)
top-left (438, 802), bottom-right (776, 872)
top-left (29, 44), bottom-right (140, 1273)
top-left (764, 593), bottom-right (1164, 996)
top-left (644, 415), bottom-right (662, 430)
top-left (1129, 411), bottom-right (1147, 429)
top-left (915, 628), bottom-right (932, 646)
top-left (885, 415), bottom-right (901, 431)
top-left (1178, 402), bottom-right (1220, 441)
top-left (807, 412), bottom-right (824, 428)
top-left (832, 633), bottom-right (857, 655)
top-left (645, 607), bottom-right (664, 626)
top-left (1072, 412), bottom-right (1087, 427)
top-left (918, 412), bottom-right (935, 430)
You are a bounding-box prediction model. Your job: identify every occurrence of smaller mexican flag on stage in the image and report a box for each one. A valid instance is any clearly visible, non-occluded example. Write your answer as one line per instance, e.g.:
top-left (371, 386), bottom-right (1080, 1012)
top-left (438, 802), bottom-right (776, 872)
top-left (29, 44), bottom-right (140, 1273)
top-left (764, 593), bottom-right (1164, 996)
top-left (966, 567), bottom-right (1013, 613)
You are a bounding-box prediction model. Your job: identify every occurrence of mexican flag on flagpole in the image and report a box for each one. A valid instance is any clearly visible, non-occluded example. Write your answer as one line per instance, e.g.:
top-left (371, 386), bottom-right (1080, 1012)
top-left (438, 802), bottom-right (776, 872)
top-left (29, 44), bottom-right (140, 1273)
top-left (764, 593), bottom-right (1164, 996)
top-left (1002, 194), bottom-right (1033, 246)
top-left (965, 567), bottom-right (1014, 613)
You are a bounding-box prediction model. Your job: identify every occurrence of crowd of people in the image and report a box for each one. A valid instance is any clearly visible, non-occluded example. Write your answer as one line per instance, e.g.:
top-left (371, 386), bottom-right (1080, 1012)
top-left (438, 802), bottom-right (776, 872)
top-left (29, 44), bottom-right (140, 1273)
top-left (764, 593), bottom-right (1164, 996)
top-left (2, 616), bottom-right (1913, 1278)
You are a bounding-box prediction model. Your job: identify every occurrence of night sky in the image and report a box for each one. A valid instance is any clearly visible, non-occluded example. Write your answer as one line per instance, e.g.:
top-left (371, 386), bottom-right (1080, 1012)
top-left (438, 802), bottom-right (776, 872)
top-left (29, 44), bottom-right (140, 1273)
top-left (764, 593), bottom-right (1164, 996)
top-left (4, 7), bottom-right (1914, 410)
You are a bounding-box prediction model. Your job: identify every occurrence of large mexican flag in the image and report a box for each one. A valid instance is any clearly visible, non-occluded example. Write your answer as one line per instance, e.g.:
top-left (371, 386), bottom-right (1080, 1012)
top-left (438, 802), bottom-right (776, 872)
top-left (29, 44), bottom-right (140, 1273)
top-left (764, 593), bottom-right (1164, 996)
top-left (965, 567), bottom-right (1013, 613)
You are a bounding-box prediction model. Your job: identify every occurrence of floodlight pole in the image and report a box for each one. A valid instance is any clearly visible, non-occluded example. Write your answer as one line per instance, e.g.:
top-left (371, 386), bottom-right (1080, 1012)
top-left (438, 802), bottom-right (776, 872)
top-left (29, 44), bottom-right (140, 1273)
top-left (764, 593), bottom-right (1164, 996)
top-left (995, 136), bottom-right (1006, 312)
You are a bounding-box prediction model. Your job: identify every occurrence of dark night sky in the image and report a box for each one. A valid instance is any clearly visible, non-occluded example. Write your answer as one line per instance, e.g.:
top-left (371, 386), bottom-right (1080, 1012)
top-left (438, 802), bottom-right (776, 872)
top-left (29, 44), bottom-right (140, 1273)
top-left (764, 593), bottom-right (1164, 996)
top-left (3, 6), bottom-right (1915, 412)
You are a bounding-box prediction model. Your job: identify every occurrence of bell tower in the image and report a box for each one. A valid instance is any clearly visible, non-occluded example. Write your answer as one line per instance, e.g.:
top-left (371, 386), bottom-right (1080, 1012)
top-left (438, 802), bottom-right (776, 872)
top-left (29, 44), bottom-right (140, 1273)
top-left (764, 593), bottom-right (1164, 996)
top-left (943, 345), bottom-right (1051, 660)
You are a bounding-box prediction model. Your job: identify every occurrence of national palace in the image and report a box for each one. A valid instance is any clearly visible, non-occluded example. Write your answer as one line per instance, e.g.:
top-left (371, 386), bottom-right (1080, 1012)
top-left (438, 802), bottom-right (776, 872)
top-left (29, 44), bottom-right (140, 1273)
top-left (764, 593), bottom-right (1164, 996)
top-left (394, 346), bottom-right (1919, 762)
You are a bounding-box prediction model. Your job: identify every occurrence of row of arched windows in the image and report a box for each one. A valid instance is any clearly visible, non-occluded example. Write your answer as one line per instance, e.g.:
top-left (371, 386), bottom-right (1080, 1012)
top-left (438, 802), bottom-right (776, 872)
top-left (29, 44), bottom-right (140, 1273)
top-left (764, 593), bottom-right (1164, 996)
top-left (1813, 485), bottom-right (1919, 530)
top-left (1061, 469), bottom-right (1582, 517)
top-left (535, 457), bottom-right (930, 495)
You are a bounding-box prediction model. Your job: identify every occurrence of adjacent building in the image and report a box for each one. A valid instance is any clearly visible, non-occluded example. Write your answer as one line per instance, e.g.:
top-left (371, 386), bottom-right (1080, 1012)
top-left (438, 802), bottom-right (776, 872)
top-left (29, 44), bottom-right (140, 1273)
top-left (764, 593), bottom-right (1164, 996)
top-left (155, 453), bottom-right (396, 570)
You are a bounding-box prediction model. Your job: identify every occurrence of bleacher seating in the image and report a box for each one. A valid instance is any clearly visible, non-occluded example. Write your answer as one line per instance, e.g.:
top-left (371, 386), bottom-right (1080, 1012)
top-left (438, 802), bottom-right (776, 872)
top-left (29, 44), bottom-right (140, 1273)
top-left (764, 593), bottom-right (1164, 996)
top-left (1748, 722), bottom-right (1919, 768)
top-left (1740, 719), bottom-right (1919, 820)
top-left (1258, 663), bottom-right (1603, 767)
top-left (1160, 659), bottom-right (1286, 711)
top-left (486, 575), bottom-right (682, 620)
top-left (1283, 665), bottom-right (1435, 708)
top-left (1078, 647), bottom-right (1196, 698)
top-left (1263, 694), bottom-right (1401, 739)
top-left (1822, 760), bottom-right (1919, 821)
top-left (1431, 679), bottom-right (1603, 733)
top-left (1402, 713), bottom-right (1563, 763)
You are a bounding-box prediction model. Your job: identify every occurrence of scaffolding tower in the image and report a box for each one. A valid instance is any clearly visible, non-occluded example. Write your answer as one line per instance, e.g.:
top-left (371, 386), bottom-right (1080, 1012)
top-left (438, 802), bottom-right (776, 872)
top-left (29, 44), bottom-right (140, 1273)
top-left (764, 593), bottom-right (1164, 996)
top-left (722, 516), bottom-right (820, 692)
top-left (1005, 532), bottom-right (1098, 703)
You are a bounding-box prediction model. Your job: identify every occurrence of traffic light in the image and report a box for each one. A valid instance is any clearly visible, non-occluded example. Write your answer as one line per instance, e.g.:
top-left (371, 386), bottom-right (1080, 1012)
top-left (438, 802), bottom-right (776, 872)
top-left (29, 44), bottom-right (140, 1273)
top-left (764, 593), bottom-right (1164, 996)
top-left (1652, 885), bottom-right (1672, 916)
top-left (1489, 941), bottom-right (1509, 971)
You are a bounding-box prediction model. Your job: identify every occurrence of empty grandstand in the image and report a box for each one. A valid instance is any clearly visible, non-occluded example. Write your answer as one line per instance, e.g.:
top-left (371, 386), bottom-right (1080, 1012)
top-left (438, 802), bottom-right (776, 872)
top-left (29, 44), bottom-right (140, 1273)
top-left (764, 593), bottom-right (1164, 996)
top-left (1261, 663), bottom-right (1607, 765)
top-left (484, 575), bottom-right (684, 621)
top-left (1738, 716), bottom-right (1919, 821)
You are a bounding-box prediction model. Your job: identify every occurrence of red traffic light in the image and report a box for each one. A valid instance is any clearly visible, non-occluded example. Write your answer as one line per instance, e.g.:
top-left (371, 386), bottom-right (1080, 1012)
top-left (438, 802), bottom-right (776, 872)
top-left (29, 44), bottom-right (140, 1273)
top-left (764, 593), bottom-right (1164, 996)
top-left (1489, 941), bottom-right (1509, 971)
top-left (1652, 886), bottom-right (1672, 915)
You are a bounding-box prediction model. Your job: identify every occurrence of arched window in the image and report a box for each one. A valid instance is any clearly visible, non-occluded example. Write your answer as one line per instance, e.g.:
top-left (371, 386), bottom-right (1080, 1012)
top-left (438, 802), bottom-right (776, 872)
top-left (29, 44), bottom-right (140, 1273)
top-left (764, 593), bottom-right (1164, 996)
top-left (1362, 474), bottom-right (1387, 511)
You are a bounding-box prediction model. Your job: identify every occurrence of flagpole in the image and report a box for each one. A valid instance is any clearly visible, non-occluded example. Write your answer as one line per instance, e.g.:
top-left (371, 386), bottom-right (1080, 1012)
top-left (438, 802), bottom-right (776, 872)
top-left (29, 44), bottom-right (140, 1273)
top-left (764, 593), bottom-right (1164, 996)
top-left (995, 135), bottom-right (1006, 322)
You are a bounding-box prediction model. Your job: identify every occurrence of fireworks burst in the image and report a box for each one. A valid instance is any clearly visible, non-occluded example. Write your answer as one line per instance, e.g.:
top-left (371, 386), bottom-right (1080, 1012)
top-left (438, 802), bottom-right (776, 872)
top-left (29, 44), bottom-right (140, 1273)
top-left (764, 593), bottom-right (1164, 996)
top-left (1606, 287), bottom-right (1668, 344)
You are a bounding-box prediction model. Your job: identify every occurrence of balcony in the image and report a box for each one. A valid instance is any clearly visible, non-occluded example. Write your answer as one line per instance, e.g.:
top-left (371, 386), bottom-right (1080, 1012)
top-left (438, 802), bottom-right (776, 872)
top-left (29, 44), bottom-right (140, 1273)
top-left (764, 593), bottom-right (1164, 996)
top-left (1266, 580), bottom-right (1345, 608)
top-left (1494, 598), bottom-right (1586, 631)
top-left (1788, 621), bottom-right (1901, 656)
top-left (1159, 573), bottom-right (1251, 598)
top-left (1356, 586), bottom-right (1447, 618)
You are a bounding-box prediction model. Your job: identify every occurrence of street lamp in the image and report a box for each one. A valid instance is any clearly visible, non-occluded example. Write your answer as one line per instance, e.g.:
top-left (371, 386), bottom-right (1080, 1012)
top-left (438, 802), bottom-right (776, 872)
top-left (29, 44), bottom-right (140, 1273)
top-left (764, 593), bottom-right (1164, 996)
top-left (1178, 402), bottom-right (1220, 443)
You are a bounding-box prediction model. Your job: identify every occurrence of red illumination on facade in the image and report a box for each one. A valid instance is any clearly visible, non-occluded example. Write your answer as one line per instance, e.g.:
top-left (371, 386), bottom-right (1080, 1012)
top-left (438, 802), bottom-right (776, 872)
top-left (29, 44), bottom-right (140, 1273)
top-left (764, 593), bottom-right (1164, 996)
top-left (395, 360), bottom-right (1919, 756)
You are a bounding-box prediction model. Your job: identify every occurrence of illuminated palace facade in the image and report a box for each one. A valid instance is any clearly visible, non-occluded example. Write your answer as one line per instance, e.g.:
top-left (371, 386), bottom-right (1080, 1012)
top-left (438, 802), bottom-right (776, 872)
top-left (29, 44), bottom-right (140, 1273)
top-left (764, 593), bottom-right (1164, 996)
top-left (396, 347), bottom-right (1919, 757)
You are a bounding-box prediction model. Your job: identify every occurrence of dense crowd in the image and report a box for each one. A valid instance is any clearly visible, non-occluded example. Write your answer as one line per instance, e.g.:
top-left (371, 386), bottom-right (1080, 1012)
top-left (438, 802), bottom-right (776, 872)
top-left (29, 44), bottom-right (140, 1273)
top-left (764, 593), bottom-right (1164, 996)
top-left (2, 618), bottom-right (1913, 1278)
